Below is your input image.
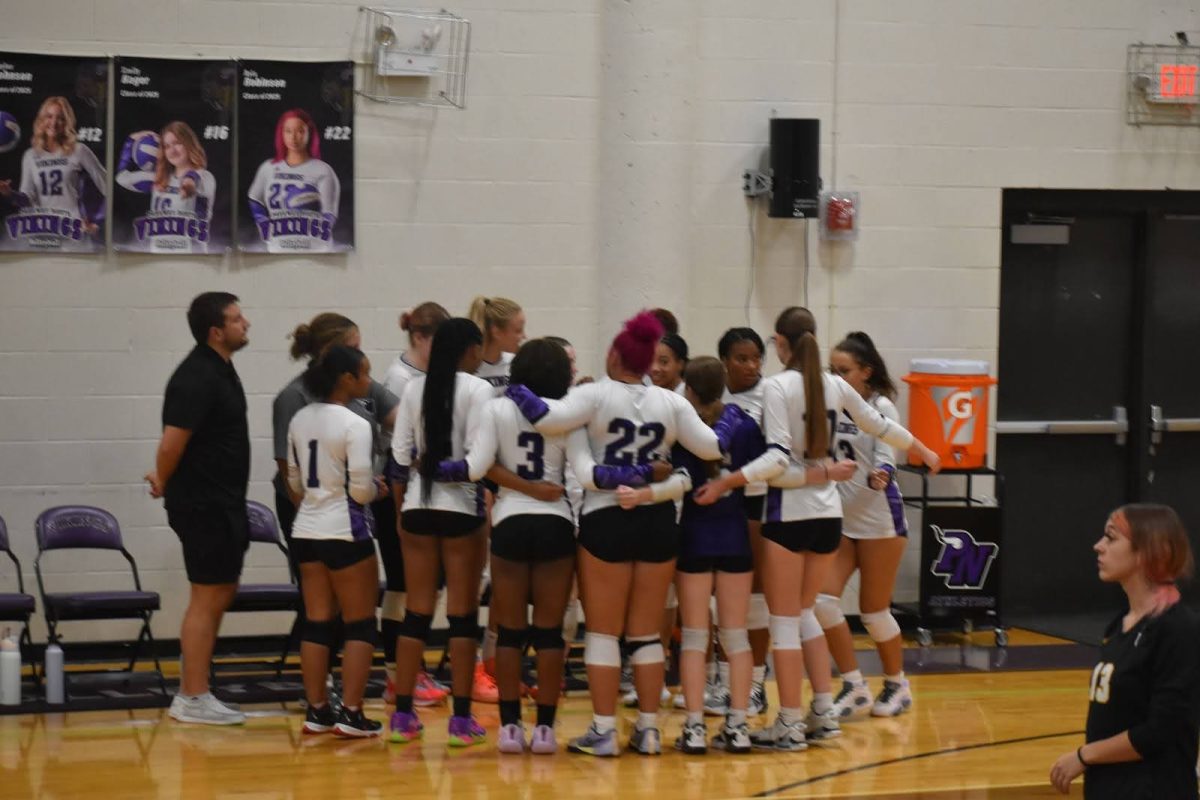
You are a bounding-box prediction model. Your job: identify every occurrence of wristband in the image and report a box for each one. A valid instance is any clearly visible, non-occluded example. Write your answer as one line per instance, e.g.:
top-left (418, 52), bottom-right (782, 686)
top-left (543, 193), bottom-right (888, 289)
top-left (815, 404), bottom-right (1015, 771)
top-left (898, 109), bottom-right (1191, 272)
top-left (1076, 746), bottom-right (1090, 768)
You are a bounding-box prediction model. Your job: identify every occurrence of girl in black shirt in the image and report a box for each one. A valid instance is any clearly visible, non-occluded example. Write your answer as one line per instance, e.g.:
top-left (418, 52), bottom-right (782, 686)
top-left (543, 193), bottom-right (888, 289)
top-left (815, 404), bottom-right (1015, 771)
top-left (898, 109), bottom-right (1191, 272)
top-left (1050, 504), bottom-right (1199, 797)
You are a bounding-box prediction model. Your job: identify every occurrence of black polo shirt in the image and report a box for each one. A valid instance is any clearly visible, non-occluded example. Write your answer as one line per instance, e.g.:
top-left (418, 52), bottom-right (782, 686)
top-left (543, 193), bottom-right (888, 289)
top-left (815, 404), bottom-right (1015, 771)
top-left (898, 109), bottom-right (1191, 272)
top-left (162, 345), bottom-right (250, 511)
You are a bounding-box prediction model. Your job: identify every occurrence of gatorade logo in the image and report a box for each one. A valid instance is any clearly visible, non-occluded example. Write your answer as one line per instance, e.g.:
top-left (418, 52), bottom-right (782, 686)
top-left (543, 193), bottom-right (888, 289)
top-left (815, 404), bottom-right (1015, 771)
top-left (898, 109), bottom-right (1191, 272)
top-left (947, 391), bottom-right (974, 420)
top-left (930, 386), bottom-right (982, 445)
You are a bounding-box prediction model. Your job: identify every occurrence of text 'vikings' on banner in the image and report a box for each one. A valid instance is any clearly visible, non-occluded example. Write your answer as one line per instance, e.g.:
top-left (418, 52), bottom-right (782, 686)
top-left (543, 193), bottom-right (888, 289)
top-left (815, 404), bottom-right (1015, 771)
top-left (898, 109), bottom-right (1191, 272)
top-left (0, 52), bottom-right (108, 254)
top-left (112, 57), bottom-right (236, 255)
top-left (237, 60), bottom-right (355, 255)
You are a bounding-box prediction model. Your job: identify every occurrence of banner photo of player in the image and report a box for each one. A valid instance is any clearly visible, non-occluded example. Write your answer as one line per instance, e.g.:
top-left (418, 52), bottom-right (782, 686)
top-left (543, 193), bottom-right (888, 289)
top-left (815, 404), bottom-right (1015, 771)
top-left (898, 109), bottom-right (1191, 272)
top-left (112, 57), bottom-right (235, 255)
top-left (0, 52), bottom-right (108, 253)
top-left (237, 60), bottom-right (354, 254)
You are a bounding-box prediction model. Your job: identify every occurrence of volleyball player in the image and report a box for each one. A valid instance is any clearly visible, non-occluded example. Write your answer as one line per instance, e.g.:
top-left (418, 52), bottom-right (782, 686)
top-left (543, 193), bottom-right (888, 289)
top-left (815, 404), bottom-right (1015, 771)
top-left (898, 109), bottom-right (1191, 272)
top-left (503, 311), bottom-right (723, 756)
top-left (650, 333), bottom-right (688, 394)
top-left (286, 345), bottom-right (385, 737)
top-left (389, 318), bottom-right (493, 747)
top-left (819, 332), bottom-right (914, 720)
top-left (695, 306), bottom-right (941, 751)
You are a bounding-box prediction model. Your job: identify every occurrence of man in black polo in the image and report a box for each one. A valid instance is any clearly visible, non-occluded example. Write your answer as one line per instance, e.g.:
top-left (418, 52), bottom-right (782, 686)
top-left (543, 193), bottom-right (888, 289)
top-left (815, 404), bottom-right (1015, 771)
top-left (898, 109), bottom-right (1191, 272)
top-left (145, 292), bottom-right (250, 725)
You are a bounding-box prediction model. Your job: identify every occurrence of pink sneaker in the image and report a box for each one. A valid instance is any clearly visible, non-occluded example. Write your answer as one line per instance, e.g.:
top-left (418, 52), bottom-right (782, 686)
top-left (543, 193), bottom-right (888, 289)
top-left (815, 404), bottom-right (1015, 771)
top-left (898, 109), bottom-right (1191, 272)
top-left (530, 724), bottom-right (557, 754)
top-left (414, 671), bottom-right (448, 707)
top-left (497, 722), bottom-right (526, 754)
top-left (472, 662), bottom-right (499, 704)
top-left (389, 710), bottom-right (423, 744)
top-left (382, 676), bottom-right (396, 706)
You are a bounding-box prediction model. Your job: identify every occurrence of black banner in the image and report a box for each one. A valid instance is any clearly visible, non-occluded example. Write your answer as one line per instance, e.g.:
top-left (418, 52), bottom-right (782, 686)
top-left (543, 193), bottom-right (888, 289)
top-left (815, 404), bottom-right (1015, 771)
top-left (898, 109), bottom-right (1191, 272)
top-left (0, 53), bottom-right (108, 253)
top-left (920, 505), bottom-right (1003, 624)
top-left (112, 57), bottom-right (235, 254)
top-left (237, 60), bottom-right (354, 254)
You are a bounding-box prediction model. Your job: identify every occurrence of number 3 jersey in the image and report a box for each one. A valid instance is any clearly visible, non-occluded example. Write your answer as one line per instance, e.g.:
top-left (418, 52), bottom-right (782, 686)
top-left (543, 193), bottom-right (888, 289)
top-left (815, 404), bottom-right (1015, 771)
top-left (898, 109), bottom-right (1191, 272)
top-left (835, 393), bottom-right (908, 539)
top-left (286, 402), bottom-right (377, 542)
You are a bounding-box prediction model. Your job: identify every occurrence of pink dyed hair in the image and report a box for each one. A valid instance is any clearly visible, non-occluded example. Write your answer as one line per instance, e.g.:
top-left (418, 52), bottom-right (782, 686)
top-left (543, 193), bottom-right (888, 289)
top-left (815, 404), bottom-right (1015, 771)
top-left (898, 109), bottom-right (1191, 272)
top-left (611, 311), bottom-right (664, 376)
top-left (1113, 505), bottom-right (1194, 617)
top-left (273, 109), bottom-right (321, 163)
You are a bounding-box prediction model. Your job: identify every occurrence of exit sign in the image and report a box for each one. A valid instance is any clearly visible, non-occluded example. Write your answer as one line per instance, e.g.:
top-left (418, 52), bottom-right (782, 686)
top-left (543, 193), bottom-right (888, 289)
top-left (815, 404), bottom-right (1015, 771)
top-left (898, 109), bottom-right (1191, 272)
top-left (1154, 63), bottom-right (1199, 103)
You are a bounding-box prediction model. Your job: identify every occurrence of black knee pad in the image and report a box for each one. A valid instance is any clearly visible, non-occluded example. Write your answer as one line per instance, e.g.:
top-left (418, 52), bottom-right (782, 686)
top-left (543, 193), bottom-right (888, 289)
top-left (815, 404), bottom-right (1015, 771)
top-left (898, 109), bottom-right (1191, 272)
top-left (343, 617), bottom-right (378, 647)
top-left (380, 618), bottom-right (400, 661)
top-left (497, 625), bottom-right (528, 650)
top-left (302, 617), bottom-right (336, 648)
top-left (398, 610), bottom-right (433, 643)
top-left (446, 613), bottom-right (479, 640)
top-left (529, 625), bottom-right (565, 653)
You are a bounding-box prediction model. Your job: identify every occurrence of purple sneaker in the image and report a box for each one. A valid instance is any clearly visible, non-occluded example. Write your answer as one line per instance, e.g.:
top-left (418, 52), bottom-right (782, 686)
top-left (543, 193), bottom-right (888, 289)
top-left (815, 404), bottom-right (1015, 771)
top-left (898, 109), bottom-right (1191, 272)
top-left (497, 722), bottom-right (526, 754)
top-left (530, 724), bottom-right (557, 755)
top-left (389, 710), bottom-right (423, 744)
top-left (448, 715), bottom-right (487, 748)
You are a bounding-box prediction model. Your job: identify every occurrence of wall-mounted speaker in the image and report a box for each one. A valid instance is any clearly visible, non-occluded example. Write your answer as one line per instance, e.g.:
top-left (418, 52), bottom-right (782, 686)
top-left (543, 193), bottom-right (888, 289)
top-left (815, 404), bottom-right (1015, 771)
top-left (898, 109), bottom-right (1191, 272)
top-left (769, 118), bottom-right (820, 219)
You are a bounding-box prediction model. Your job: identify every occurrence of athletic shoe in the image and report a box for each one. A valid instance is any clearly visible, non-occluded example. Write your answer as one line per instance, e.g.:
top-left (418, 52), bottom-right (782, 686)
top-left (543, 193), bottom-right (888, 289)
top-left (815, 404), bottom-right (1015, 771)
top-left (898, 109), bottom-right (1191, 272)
top-left (382, 677), bottom-right (396, 706)
top-left (497, 722), bottom-right (526, 754)
top-left (833, 680), bottom-right (873, 721)
top-left (334, 707), bottom-right (383, 738)
top-left (472, 662), bottom-right (499, 704)
top-left (629, 725), bottom-right (662, 755)
top-left (704, 683), bottom-right (730, 717)
top-left (750, 715), bottom-right (807, 751)
top-left (169, 692), bottom-right (246, 726)
top-left (804, 705), bottom-right (843, 742)
top-left (414, 671), bottom-right (449, 706)
top-left (447, 715), bottom-right (487, 747)
top-left (748, 682), bottom-right (769, 716)
top-left (711, 720), bottom-right (752, 754)
top-left (389, 710), bottom-right (423, 744)
top-left (871, 678), bottom-right (913, 717)
top-left (622, 685), bottom-right (672, 708)
top-left (568, 724), bottom-right (619, 757)
top-left (302, 703), bottom-right (337, 735)
top-left (619, 663), bottom-right (634, 693)
top-left (674, 720), bottom-right (708, 755)
top-left (530, 724), bottom-right (557, 755)
top-left (672, 691), bottom-right (688, 709)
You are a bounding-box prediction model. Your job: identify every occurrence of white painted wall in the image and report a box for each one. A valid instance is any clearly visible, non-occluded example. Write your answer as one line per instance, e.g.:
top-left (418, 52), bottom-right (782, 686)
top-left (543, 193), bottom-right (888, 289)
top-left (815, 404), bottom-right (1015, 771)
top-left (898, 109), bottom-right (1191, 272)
top-left (2, 0), bottom-right (1199, 642)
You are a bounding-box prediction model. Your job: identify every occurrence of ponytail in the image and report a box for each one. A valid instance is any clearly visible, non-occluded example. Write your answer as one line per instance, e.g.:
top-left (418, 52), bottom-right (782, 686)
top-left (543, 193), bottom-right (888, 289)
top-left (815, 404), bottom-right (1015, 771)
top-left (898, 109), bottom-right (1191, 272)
top-left (467, 296), bottom-right (522, 347)
top-left (834, 330), bottom-right (897, 400)
top-left (420, 318), bottom-right (483, 503)
top-left (776, 306), bottom-right (829, 459)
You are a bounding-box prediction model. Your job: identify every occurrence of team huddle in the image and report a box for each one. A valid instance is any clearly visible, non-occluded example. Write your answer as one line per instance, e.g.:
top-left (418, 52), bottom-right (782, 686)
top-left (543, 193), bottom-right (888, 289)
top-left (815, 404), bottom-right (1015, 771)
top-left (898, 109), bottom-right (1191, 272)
top-left (276, 296), bottom-right (942, 754)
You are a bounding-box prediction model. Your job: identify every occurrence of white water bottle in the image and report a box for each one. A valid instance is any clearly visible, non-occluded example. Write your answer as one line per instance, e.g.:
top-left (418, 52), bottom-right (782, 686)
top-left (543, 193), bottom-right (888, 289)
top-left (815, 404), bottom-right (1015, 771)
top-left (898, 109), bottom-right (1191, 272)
top-left (44, 641), bottom-right (64, 705)
top-left (0, 630), bottom-right (20, 706)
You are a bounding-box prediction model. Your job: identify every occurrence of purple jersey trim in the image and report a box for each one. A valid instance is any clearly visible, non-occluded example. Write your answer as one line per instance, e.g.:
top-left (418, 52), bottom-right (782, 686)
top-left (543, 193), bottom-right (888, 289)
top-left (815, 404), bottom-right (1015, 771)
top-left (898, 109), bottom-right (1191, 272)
top-left (766, 487), bottom-right (783, 524)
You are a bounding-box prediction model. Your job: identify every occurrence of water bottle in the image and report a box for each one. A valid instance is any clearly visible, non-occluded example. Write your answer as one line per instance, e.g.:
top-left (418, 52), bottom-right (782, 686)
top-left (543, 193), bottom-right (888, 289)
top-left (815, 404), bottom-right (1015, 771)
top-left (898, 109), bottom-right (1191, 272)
top-left (0, 630), bottom-right (20, 706)
top-left (44, 641), bottom-right (64, 705)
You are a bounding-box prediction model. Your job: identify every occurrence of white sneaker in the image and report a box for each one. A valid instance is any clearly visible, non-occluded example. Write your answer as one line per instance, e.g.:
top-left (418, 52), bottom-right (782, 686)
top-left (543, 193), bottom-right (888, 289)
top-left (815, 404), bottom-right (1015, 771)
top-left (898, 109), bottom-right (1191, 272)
top-left (623, 685), bottom-right (673, 708)
top-left (805, 705), bottom-right (842, 742)
top-left (672, 691), bottom-right (687, 709)
top-left (871, 678), bottom-right (913, 717)
top-left (169, 692), bottom-right (246, 726)
top-left (748, 681), bottom-right (769, 716)
top-left (674, 720), bottom-right (708, 755)
top-left (703, 683), bottom-right (730, 717)
top-left (749, 715), bottom-right (807, 751)
top-left (832, 680), bottom-right (873, 721)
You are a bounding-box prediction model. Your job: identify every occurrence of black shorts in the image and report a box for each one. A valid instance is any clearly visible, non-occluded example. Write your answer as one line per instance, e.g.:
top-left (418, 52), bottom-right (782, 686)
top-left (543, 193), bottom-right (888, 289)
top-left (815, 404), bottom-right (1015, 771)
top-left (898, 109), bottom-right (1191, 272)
top-left (491, 514), bottom-right (576, 563)
top-left (762, 518), bottom-right (842, 555)
top-left (372, 496), bottom-right (404, 591)
top-left (743, 494), bottom-right (765, 523)
top-left (168, 505), bottom-right (250, 585)
top-left (676, 553), bottom-right (754, 574)
top-left (578, 502), bottom-right (678, 564)
top-left (290, 537), bottom-right (377, 570)
top-left (401, 509), bottom-right (483, 538)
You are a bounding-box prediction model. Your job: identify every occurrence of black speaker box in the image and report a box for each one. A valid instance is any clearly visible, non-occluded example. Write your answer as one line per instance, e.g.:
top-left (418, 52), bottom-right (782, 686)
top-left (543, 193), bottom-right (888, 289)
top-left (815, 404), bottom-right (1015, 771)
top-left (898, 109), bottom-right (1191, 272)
top-left (769, 118), bottom-right (820, 219)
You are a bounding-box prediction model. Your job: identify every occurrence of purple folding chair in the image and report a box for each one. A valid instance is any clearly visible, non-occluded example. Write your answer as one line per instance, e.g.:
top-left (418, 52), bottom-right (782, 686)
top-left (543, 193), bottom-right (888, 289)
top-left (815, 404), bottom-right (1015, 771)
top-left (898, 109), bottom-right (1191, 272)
top-left (0, 515), bottom-right (37, 683)
top-left (34, 506), bottom-right (165, 696)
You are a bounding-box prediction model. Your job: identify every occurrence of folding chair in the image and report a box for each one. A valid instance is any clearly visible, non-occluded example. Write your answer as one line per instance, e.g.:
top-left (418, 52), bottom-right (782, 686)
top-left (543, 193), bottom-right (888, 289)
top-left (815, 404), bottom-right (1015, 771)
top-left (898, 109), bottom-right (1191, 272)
top-left (0, 514), bottom-right (36, 684)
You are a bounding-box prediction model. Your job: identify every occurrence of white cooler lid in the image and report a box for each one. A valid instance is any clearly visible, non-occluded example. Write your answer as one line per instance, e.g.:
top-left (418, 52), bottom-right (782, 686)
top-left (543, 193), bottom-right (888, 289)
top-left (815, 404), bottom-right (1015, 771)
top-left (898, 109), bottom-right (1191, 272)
top-left (909, 358), bottom-right (991, 376)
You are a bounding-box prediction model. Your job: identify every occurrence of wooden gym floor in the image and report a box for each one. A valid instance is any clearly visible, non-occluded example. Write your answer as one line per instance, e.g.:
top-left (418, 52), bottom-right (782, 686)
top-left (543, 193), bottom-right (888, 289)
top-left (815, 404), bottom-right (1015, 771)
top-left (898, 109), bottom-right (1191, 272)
top-left (1, 631), bottom-right (1091, 799)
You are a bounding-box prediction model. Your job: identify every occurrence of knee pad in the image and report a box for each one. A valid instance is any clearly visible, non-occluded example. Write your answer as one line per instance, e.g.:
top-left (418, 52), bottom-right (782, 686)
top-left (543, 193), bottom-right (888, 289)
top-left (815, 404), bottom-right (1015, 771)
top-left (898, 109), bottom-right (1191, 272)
top-left (343, 617), bottom-right (379, 646)
top-left (861, 609), bottom-right (901, 643)
top-left (381, 590), bottom-right (406, 623)
top-left (398, 610), bottom-right (433, 643)
top-left (302, 618), bottom-right (336, 648)
top-left (799, 608), bottom-right (824, 642)
top-left (584, 631), bottom-right (621, 667)
top-left (717, 627), bottom-right (750, 655)
top-left (529, 625), bottom-right (565, 653)
top-left (747, 593), bottom-right (769, 630)
top-left (768, 614), bottom-right (801, 650)
top-left (813, 593), bottom-right (846, 630)
top-left (680, 627), bottom-right (709, 654)
top-left (626, 634), bottom-right (664, 666)
top-left (497, 625), bottom-right (528, 650)
top-left (446, 613), bottom-right (479, 640)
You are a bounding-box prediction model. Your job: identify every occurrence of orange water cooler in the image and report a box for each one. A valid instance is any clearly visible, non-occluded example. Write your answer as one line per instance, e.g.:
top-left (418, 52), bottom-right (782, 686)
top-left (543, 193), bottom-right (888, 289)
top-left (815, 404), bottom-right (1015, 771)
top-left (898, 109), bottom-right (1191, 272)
top-left (902, 359), bottom-right (996, 469)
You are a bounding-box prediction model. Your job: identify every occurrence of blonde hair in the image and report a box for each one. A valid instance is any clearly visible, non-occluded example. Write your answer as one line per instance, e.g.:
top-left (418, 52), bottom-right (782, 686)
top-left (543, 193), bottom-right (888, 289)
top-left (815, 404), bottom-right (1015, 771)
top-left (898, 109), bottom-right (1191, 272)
top-left (32, 96), bottom-right (77, 154)
top-left (468, 296), bottom-right (522, 345)
top-left (154, 121), bottom-right (207, 192)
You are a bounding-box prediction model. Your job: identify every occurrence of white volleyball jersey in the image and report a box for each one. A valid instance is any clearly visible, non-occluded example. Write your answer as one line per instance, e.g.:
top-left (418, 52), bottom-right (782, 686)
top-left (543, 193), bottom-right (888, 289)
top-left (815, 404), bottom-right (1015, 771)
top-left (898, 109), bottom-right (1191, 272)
top-left (392, 372), bottom-right (494, 515)
top-left (287, 403), bottom-right (377, 542)
top-left (18, 145), bottom-right (106, 215)
top-left (530, 378), bottom-right (722, 516)
top-left (462, 397), bottom-right (573, 525)
top-left (475, 352), bottom-right (514, 396)
top-left (116, 169), bottom-right (216, 253)
top-left (740, 371), bottom-right (915, 523)
top-left (835, 394), bottom-right (908, 538)
top-left (724, 380), bottom-right (767, 498)
top-left (382, 353), bottom-right (423, 403)
top-left (246, 157), bottom-right (340, 253)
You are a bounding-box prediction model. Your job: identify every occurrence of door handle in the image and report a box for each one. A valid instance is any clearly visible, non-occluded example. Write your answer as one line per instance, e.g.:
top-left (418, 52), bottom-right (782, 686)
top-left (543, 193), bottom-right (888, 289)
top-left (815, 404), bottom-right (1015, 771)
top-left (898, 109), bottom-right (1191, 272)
top-left (995, 405), bottom-right (1127, 445)
top-left (1150, 404), bottom-right (1200, 442)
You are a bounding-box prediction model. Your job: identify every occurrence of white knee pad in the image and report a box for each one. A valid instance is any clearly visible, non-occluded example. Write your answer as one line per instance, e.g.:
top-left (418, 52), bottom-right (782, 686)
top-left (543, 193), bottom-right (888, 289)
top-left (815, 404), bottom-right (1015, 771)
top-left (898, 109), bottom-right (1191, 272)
top-left (813, 593), bottom-right (845, 630)
top-left (799, 608), bottom-right (824, 642)
top-left (747, 593), bottom-right (769, 630)
top-left (665, 583), bottom-right (678, 610)
top-left (381, 590), bottom-right (406, 623)
top-left (717, 627), bottom-right (750, 655)
top-left (680, 627), bottom-right (709, 653)
top-left (584, 632), bottom-right (621, 667)
top-left (768, 614), bottom-right (801, 650)
top-left (861, 609), bottom-right (901, 643)
top-left (627, 634), bottom-right (664, 666)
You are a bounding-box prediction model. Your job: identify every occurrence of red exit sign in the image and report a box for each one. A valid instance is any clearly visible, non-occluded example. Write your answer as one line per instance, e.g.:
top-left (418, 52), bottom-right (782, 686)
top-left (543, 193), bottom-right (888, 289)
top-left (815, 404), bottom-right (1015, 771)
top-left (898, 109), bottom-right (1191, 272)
top-left (1155, 63), bottom-right (1199, 102)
